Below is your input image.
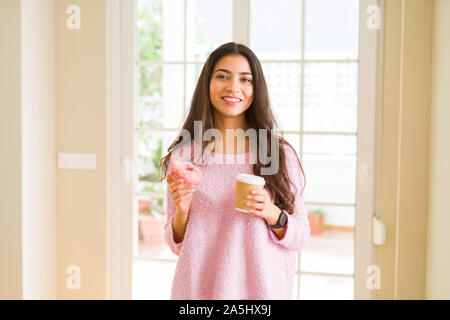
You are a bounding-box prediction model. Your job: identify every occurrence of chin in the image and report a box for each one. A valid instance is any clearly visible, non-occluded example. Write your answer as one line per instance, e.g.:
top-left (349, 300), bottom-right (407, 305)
top-left (220, 108), bottom-right (246, 116)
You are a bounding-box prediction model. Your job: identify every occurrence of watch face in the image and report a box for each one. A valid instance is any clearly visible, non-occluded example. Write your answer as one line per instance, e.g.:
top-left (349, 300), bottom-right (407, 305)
top-left (279, 211), bottom-right (288, 226)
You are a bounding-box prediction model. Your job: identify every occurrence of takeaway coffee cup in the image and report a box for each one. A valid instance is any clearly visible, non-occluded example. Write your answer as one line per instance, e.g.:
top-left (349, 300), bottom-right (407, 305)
top-left (235, 173), bottom-right (266, 213)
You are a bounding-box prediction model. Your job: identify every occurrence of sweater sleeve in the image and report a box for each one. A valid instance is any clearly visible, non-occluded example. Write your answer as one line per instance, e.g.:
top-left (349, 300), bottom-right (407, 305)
top-left (164, 183), bottom-right (183, 255)
top-left (267, 144), bottom-right (311, 251)
top-left (163, 145), bottom-right (191, 256)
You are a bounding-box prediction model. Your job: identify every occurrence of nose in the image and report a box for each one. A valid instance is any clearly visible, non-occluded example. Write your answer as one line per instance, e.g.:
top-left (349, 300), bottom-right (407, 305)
top-left (226, 76), bottom-right (241, 94)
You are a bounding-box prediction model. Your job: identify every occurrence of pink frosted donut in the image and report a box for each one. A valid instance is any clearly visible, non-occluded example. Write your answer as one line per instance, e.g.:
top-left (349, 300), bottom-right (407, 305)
top-left (169, 160), bottom-right (203, 186)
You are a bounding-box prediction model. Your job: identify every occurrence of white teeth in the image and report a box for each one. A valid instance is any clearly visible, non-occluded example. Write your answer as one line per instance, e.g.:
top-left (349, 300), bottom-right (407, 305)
top-left (222, 97), bottom-right (240, 102)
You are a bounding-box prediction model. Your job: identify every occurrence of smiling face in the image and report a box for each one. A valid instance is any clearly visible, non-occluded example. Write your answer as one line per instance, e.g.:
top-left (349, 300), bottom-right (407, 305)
top-left (209, 54), bottom-right (254, 120)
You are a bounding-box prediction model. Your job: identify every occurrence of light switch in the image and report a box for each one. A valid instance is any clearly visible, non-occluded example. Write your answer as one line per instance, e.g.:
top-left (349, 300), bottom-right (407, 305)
top-left (58, 153), bottom-right (97, 170)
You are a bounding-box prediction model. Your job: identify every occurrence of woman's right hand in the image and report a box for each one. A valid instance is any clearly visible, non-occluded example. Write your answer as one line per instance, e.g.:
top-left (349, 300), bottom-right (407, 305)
top-left (167, 171), bottom-right (197, 215)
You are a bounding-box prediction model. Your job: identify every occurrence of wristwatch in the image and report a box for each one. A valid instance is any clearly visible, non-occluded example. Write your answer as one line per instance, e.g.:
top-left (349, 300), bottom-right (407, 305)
top-left (268, 203), bottom-right (288, 229)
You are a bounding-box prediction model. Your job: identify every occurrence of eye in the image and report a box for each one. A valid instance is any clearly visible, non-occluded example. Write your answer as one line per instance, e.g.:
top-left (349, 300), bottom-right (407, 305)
top-left (216, 74), bottom-right (228, 79)
top-left (242, 78), bottom-right (252, 83)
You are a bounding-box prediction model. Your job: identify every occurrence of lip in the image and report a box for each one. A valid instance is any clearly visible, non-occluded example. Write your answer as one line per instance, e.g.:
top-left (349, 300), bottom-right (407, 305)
top-left (221, 96), bottom-right (242, 106)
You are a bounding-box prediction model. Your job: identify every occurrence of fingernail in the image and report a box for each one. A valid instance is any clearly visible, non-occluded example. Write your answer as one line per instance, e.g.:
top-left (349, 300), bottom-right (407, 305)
top-left (251, 190), bottom-right (256, 194)
top-left (246, 195), bottom-right (252, 199)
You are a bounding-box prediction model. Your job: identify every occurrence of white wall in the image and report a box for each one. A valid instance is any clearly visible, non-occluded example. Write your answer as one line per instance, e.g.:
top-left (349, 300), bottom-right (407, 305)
top-left (55, 0), bottom-right (108, 299)
top-left (0, 0), bottom-right (23, 300)
top-left (426, 0), bottom-right (450, 300)
top-left (0, 0), bottom-right (56, 299)
top-left (378, 0), bottom-right (432, 299)
top-left (21, 0), bottom-right (56, 299)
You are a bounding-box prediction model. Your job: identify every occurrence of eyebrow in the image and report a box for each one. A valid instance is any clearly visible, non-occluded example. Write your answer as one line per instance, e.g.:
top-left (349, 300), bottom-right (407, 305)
top-left (214, 68), bottom-right (253, 76)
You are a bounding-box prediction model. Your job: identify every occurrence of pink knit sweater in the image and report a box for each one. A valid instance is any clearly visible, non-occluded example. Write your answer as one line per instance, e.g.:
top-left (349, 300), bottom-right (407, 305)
top-left (164, 141), bottom-right (310, 300)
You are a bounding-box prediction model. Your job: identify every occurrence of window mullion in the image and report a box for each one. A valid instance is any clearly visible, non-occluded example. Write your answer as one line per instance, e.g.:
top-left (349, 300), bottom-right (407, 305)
top-left (296, 0), bottom-right (307, 301)
top-left (232, 0), bottom-right (249, 45)
top-left (183, 0), bottom-right (188, 117)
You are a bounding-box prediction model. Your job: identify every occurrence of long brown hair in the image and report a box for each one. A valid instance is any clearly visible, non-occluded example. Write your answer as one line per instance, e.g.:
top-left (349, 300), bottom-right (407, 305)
top-left (158, 42), bottom-right (305, 215)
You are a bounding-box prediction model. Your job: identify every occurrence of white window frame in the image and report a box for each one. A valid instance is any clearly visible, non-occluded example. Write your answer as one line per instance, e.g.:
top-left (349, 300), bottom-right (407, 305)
top-left (106, 0), bottom-right (384, 300)
top-left (354, 0), bottom-right (385, 300)
top-left (106, 0), bottom-right (136, 299)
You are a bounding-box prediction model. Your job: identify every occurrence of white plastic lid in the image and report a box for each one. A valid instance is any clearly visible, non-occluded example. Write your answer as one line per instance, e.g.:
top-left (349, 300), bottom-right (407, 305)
top-left (236, 173), bottom-right (265, 186)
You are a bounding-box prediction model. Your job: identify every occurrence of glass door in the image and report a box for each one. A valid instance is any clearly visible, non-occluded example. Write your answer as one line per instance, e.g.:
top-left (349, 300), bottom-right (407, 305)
top-left (128, 0), bottom-right (379, 300)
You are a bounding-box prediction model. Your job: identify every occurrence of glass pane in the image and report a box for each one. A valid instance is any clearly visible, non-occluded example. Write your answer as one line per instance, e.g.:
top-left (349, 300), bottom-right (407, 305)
top-left (186, 0), bottom-right (233, 62)
top-left (262, 63), bottom-right (301, 131)
top-left (137, 130), bottom-right (181, 261)
top-left (138, 65), bottom-right (185, 129)
top-left (299, 273), bottom-right (354, 300)
top-left (305, 0), bottom-right (359, 60)
top-left (302, 134), bottom-right (356, 204)
top-left (292, 273), bottom-right (300, 300)
top-left (186, 63), bottom-right (204, 116)
top-left (307, 204), bottom-right (355, 229)
top-left (301, 205), bottom-right (354, 275)
top-left (137, 0), bottom-right (163, 61)
top-left (137, 194), bottom-right (167, 251)
top-left (137, 190), bottom-right (178, 260)
top-left (137, 130), bottom-right (180, 188)
top-left (304, 62), bottom-right (358, 133)
top-left (282, 133), bottom-right (301, 156)
top-left (250, 0), bottom-right (302, 60)
top-left (138, 0), bottom-right (184, 61)
top-left (132, 260), bottom-right (176, 299)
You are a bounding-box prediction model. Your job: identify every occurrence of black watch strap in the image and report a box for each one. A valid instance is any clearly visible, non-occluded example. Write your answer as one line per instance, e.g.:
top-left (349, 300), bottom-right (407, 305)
top-left (269, 204), bottom-right (288, 229)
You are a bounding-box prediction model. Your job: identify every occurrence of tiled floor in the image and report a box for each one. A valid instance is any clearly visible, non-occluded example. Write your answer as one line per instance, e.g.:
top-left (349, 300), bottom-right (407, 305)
top-left (132, 229), bottom-right (354, 300)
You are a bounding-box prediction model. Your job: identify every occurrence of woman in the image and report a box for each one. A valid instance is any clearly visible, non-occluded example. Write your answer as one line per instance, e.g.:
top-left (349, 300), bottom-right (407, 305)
top-left (159, 42), bottom-right (310, 300)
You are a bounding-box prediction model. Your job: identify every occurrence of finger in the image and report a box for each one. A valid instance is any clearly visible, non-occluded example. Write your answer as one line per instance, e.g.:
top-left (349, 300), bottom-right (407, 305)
top-left (248, 195), bottom-right (265, 203)
top-left (169, 178), bottom-right (178, 189)
top-left (167, 171), bottom-right (174, 184)
top-left (247, 208), bottom-right (261, 215)
top-left (174, 192), bottom-right (191, 204)
top-left (175, 183), bottom-right (193, 193)
top-left (173, 191), bottom-right (185, 202)
top-left (247, 201), bottom-right (263, 210)
top-left (248, 189), bottom-right (263, 197)
top-left (173, 188), bottom-right (193, 200)
top-left (170, 179), bottom-right (185, 192)
top-left (168, 172), bottom-right (183, 185)
top-left (244, 202), bottom-right (258, 212)
top-left (177, 185), bottom-right (194, 194)
top-left (191, 185), bottom-right (198, 192)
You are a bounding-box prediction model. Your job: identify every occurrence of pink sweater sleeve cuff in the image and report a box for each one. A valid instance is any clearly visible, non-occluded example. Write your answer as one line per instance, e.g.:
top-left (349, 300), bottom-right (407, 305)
top-left (267, 143), bottom-right (311, 250)
top-left (165, 215), bottom-right (183, 255)
top-left (267, 210), bottom-right (310, 251)
top-left (164, 176), bottom-right (183, 255)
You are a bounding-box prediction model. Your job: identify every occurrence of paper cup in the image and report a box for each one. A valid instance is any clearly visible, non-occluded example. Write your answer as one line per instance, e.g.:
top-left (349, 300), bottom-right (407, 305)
top-left (235, 173), bottom-right (265, 213)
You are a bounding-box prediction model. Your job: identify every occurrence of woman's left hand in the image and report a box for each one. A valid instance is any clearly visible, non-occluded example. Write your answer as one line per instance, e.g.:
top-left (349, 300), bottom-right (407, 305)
top-left (244, 188), bottom-right (281, 225)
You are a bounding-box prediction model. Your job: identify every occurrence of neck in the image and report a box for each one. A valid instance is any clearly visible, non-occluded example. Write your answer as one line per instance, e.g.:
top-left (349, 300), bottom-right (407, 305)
top-left (212, 112), bottom-right (250, 137)
top-left (210, 112), bottom-right (251, 154)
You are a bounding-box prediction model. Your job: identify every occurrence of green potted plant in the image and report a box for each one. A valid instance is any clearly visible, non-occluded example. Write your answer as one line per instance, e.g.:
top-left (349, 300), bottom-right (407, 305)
top-left (308, 208), bottom-right (325, 235)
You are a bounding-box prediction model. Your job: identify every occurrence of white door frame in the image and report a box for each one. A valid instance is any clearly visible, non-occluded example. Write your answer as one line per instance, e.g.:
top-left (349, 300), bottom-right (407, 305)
top-left (106, 0), bottom-right (385, 300)
top-left (354, 0), bottom-right (385, 300)
top-left (106, 0), bottom-right (136, 300)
